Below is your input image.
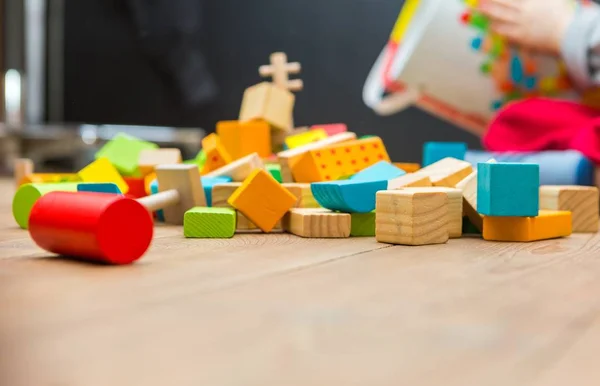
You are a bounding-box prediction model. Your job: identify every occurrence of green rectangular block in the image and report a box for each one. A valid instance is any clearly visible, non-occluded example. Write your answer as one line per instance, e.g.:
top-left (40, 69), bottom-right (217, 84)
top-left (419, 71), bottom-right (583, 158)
top-left (350, 212), bottom-right (375, 236)
top-left (184, 207), bottom-right (236, 238)
top-left (94, 133), bottom-right (158, 176)
top-left (265, 163), bottom-right (282, 183)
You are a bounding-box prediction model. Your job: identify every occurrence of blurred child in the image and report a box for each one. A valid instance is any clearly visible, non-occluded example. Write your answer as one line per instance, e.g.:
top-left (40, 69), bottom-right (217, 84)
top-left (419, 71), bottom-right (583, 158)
top-left (478, 0), bottom-right (600, 163)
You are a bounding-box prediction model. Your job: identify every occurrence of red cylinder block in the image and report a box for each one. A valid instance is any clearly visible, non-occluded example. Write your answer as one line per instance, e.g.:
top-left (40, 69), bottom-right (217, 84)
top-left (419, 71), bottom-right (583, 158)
top-left (29, 191), bottom-right (154, 265)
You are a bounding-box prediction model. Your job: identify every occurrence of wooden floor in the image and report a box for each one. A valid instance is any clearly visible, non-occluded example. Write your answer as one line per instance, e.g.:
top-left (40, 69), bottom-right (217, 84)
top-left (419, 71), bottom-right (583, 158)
top-left (2, 178), bottom-right (600, 385)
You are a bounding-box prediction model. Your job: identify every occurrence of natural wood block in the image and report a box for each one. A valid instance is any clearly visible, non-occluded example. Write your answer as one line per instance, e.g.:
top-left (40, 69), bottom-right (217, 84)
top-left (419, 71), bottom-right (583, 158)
top-left (387, 173), bottom-right (432, 189)
top-left (138, 148), bottom-right (182, 176)
top-left (277, 132), bottom-right (357, 183)
top-left (184, 207), bottom-right (236, 238)
top-left (414, 157), bottom-right (473, 187)
top-left (282, 208), bottom-right (350, 238)
top-left (212, 183), bottom-right (242, 208)
top-left (236, 211), bottom-right (259, 230)
top-left (483, 210), bottom-right (572, 242)
top-left (455, 159), bottom-right (496, 232)
top-left (393, 163), bottom-right (421, 173)
top-left (14, 158), bottom-right (34, 188)
top-left (227, 169), bottom-right (297, 232)
top-left (375, 189), bottom-right (449, 246)
top-left (155, 164), bottom-right (206, 225)
top-left (281, 183), bottom-right (320, 208)
top-left (239, 82), bottom-right (294, 131)
top-left (94, 133), bottom-right (158, 176)
top-left (216, 120), bottom-right (271, 160)
top-left (540, 185), bottom-right (599, 233)
top-left (291, 137), bottom-right (391, 183)
top-left (203, 153), bottom-right (265, 182)
top-left (285, 128), bottom-right (328, 149)
top-left (78, 157), bottom-right (129, 194)
top-left (402, 187), bottom-right (463, 238)
top-left (258, 52), bottom-right (303, 92)
top-left (351, 212), bottom-right (376, 236)
top-left (201, 133), bottom-right (232, 174)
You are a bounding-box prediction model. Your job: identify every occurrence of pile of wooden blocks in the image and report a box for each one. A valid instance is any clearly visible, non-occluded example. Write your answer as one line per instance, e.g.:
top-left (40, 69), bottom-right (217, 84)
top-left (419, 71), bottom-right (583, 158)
top-left (10, 52), bottom-right (600, 265)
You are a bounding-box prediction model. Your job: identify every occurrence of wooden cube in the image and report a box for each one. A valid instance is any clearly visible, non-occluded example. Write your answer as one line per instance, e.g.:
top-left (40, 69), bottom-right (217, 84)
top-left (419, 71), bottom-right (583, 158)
top-left (282, 208), bottom-right (350, 238)
top-left (540, 185), bottom-right (599, 233)
top-left (216, 120), bottom-right (271, 160)
top-left (402, 187), bottom-right (463, 238)
top-left (227, 169), bottom-right (297, 232)
top-left (376, 189), bottom-right (449, 246)
top-left (414, 157), bottom-right (473, 187)
top-left (138, 148), bottom-right (182, 176)
top-left (239, 82), bottom-right (294, 131)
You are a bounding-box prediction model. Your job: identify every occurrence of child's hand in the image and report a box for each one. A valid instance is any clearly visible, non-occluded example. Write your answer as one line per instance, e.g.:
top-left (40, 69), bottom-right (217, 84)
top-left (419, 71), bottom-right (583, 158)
top-left (478, 0), bottom-right (575, 56)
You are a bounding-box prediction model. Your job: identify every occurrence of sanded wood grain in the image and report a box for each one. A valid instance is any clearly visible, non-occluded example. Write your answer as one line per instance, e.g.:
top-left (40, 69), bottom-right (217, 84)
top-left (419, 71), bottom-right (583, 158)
top-left (540, 185), bottom-right (599, 233)
top-left (282, 208), bottom-right (350, 238)
top-left (387, 173), bottom-right (432, 189)
top-left (13, 158), bottom-right (34, 188)
top-left (2, 178), bottom-right (600, 386)
top-left (403, 187), bottom-right (463, 238)
top-left (184, 207), bottom-right (236, 238)
top-left (203, 153), bottom-right (264, 182)
top-left (414, 157), bottom-right (473, 188)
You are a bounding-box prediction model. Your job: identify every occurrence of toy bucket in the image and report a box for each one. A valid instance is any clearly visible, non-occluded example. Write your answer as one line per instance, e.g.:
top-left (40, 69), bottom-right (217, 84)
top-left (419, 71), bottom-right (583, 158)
top-left (363, 0), bottom-right (592, 136)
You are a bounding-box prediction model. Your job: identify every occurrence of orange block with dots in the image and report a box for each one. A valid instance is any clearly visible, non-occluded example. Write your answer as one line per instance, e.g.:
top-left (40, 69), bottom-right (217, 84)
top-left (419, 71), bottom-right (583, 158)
top-left (216, 120), bottom-right (271, 160)
top-left (227, 169), bottom-right (297, 232)
top-left (290, 137), bottom-right (390, 183)
top-left (201, 133), bottom-right (232, 174)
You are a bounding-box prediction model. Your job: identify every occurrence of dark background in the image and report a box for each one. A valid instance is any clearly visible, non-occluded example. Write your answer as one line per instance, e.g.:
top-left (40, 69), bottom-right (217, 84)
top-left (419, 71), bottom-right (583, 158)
top-left (63, 0), bottom-right (482, 162)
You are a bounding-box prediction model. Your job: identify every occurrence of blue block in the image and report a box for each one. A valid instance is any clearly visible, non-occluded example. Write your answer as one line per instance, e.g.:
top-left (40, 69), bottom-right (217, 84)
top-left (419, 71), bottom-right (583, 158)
top-left (423, 142), bottom-right (467, 166)
top-left (464, 150), bottom-right (594, 186)
top-left (477, 162), bottom-right (539, 217)
top-left (77, 183), bottom-right (122, 194)
top-left (350, 161), bottom-right (405, 181)
top-left (200, 176), bottom-right (233, 206)
top-left (311, 179), bottom-right (388, 213)
top-left (150, 179), bottom-right (165, 222)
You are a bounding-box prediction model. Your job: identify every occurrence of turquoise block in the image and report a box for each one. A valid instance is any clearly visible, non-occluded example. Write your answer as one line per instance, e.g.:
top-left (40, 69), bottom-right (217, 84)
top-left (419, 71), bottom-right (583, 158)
top-left (311, 179), bottom-right (388, 213)
top-left (201, 176), bottom-right (233, 206)
top-left (77, 183), bottom-right (122, 194)
top-left (423, 142), bottom-right (467, 166)
top-left (350, 161), bottom-right (405, 182)
top-left (150, 179), bottom-right (164, 222)
top-left (477, 162), bottom-right (539, 217)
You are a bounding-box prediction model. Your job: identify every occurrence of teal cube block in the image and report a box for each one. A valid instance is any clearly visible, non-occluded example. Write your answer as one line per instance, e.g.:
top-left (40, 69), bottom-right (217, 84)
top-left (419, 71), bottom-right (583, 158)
top-left (350, 161), bottom-right (405, 182)
top-left (77, 182), bottom-right (122, 194)
top-left (311, 179), bottom-right (388, 213)
top-left (477, 162), bottom-right (539, 216)
top-left (150, 179), bottom-right (165, 222)
top-left (423, 142), bottom-right (467, 166)
top-left (184, 207), bottom-right (236, 238)
top-left (201, 176), bottom-right (233, 206)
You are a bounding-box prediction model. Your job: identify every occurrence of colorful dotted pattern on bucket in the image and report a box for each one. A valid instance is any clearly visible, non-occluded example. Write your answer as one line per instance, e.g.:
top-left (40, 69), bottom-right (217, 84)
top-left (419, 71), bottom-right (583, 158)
top-left (460, 0), bottom-right (573, 111)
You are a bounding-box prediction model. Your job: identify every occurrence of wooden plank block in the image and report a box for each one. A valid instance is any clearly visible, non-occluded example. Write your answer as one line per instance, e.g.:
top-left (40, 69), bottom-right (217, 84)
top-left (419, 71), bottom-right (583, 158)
top-left (387, 173), bottom-right (432, 189)
top-left (184, 207), bottom-right (236, 238)
top-left (281, 182), bottom-right (320, 208)
top-left (201, 133), bottom-right (232, 174)
top-left (236, 211), bottom-right (259, 231)
top-left (311, 179), bottom-right (388, 213)
top-left (201, 176), bottom-right (232, 207)
top-left (402, 187), bottom-right (462, 238)
top-left (203, 153), bottom-right (265, 182)
top-left (350, 212), bottom-right (376, 236)
top-left (291, 137), bottom-right (391, 183)
top-left (282, 208), bottom-right (350, 238)
top-left (477, 162), bottom-right (539, 217)
top-left (422, 142), bottom-right (467, 166)
top-left (94, 133), bottom-right (158, 176)
top-left (14, 158), bottom-right (34, 188)
top-left (216, 120), bottom-right (271, 160)
top-left (277, 132), bottom-right (357, 183)
top-left (138, 148), bottom-right (182, 176)
top-left (285, 129), bottom-right (328, 149)
top-left (227, 169), bottom-right (297, 232)
top-left (155, 164), bottom-right (206, 225)
top-left (350, 161), bottom-right (405, 182)
top-left (211, 183), bottom-right (242, 208)
top-left (539, 185), bottom-right (599, 233)
top-left (78, 157), bottom-right (129, 194)
top-left (455, 159), bottom-right (497, 232)
top-left (375, 189), bottom-right (449, 246)
top-left (482, 210), bottom-right (572, 242)
top-left (393, 162), bottom-right (421, 173)
top-left (414, 157), bottom-right (473, 188)
top-left (239, 82), bottom-right (294, 131)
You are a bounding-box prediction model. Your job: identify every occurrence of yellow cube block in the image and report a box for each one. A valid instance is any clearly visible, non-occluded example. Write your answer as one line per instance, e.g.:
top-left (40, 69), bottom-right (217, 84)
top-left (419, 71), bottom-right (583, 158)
top-left (78, 157), bottom-right (129, 194)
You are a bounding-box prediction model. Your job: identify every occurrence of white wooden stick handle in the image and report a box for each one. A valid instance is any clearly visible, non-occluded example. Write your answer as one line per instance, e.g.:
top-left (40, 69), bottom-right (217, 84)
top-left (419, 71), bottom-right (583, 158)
top-left (137, 189), bottom-right (180, 212)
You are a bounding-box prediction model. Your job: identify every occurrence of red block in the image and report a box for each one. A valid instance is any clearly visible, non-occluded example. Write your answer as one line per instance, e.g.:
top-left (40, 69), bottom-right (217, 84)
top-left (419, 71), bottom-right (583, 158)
top-left (124, 177), bottom-right (147, 198)
top-left (310, 123), bottom-right (348, 136)
top-left (29, 191), bottom-right (154, 265)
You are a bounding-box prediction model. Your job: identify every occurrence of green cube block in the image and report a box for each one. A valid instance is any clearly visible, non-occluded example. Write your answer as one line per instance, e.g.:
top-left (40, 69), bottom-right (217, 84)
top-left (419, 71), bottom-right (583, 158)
top-left (184, 207), bottom-right (236, 238)
top-left (266, 163), bottom-right (282, 183)
top-left (350, 212), bottom-right (375, 236)
top-left (94, 133), bottom-right (158, 176)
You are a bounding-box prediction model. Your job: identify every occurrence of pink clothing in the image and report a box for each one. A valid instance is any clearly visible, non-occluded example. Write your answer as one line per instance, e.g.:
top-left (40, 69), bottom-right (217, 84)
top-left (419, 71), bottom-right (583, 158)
top-left (483, 98), bottom-right (600, 163)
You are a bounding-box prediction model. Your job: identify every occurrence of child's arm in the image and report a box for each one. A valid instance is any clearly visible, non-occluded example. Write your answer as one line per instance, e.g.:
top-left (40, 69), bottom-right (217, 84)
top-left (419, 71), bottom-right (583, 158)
top-left (561, 2), bottom-right (600, 90)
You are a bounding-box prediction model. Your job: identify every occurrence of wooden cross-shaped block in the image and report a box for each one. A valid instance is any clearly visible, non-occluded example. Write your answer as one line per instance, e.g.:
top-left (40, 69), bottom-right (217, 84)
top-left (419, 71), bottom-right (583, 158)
top-left (259, 52), bottom-right (303, 92)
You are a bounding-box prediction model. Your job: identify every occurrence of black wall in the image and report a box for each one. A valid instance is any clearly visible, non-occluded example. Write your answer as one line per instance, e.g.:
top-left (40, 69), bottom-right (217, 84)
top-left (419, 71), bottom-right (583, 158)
top-left (63, 0), bottom-right (482, 163)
